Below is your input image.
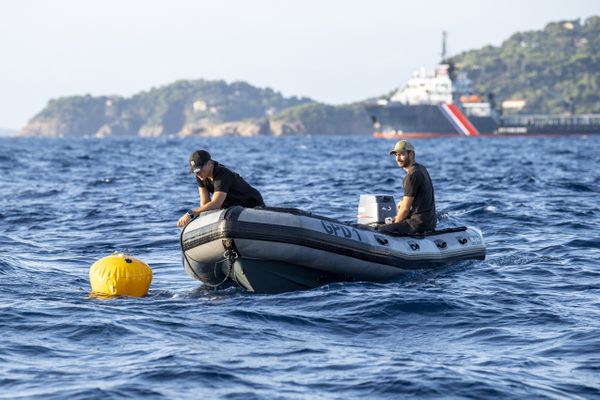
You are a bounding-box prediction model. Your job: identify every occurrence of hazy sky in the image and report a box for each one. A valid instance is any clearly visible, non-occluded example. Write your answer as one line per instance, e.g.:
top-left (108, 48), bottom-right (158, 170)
top-left (1, 0), bottom-right (598, 129)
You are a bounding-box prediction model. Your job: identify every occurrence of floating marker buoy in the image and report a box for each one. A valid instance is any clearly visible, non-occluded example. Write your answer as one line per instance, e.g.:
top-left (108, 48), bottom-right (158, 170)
top-left (89, 253), bottom-right (152, 297)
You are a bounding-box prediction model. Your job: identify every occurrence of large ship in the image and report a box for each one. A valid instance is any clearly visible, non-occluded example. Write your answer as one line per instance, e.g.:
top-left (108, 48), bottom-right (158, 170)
top-left (366, 39), bottom-right (600, 138)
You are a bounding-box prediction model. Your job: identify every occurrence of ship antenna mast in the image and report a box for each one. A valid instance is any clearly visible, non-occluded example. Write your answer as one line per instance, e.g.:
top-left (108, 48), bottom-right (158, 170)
top-left (441, 31), bottom-right (447, 62)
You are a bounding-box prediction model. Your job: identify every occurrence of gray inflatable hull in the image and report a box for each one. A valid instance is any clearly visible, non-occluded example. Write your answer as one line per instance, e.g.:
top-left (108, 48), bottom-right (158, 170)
top-left (180, 207), bottom-right (485, 293)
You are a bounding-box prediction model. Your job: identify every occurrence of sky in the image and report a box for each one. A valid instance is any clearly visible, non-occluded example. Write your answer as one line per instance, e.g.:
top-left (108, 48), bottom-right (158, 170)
top-left (1, 0), bottom-right (599, 130)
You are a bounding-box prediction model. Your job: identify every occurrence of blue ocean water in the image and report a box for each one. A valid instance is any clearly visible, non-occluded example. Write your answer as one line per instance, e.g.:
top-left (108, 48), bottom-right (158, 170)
top-left (0, 135), bottom-right (599, 399)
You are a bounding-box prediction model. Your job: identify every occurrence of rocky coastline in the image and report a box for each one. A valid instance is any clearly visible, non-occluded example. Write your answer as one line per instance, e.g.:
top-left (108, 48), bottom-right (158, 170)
top-left (18, 81), bottom-right (372, 137)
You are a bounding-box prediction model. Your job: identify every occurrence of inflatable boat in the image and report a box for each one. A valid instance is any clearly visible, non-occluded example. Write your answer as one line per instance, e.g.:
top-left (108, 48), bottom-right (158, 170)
top-left (179, 195), bottom-right (486, 293)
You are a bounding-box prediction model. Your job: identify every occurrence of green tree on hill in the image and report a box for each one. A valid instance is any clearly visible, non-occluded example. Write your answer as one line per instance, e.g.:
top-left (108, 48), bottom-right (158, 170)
top-left (450, 16), bottom-right (600, 114)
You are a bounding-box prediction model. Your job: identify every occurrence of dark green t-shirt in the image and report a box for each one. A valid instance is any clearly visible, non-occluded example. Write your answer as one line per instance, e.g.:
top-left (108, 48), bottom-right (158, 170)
top-left (403, 162), bottom-right (436, 231)
top-left (196, 162), bottom-right (264, 208)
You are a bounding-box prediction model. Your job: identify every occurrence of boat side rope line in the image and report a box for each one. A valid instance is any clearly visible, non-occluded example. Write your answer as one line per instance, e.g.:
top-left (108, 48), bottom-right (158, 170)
top-left (190, 240), bottom-right (238, 290)
top-left (179, 215), bottom-right (204, 282)
top-left (180, 213), bottom-right (238, 290)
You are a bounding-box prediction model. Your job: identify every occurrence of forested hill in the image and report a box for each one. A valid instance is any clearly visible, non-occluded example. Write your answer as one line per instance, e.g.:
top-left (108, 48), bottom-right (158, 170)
top-left (19, 80), bottom-right (315, 137)
top-left (450, 16), bottom-right (600, 114)
top-left (19, 78), bottom-right (372, 137)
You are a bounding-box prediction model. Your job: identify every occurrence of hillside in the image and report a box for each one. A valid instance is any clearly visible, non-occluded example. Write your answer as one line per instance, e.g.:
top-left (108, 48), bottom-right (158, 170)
top-left (19, 80), bottom-right (315, 137)
top-left (450, 16), bottom-right (600, 114)
top-left (270, 102), bottom-right (372, 135)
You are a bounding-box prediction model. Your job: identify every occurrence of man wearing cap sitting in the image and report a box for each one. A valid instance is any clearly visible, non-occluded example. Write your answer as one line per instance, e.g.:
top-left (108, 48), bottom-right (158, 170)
top-left (379, 140), bottom-right (437, 235)
top-left (177, 150), bottom-right (265, 227)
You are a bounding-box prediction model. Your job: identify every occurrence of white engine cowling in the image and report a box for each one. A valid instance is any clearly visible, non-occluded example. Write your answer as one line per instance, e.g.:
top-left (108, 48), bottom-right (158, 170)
top-left (356, 194), bottom-right (396, 225)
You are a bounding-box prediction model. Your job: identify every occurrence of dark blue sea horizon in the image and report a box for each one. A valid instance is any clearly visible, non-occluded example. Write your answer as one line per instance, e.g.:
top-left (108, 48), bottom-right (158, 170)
top-left (1, 134), bottom-right (599, 399)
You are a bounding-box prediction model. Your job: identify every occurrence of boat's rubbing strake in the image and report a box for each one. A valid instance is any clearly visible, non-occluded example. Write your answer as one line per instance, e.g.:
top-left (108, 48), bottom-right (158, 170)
top-left (181, 206), bottom-right (485, 271)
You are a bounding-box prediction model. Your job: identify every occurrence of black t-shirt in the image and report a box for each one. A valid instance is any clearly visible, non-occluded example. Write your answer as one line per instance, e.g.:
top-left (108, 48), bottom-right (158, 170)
top-left (403, 162), bottom-right (436, 231)
top-left (196, 162), bottom-right (264, 208)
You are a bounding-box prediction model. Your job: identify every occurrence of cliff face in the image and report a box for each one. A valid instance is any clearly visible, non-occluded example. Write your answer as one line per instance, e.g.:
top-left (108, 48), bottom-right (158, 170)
top-left (20, 95), bottom-right (119, 137)
top-left (19, 80), bottom-right (371, 137)
top-left (178, 119), bottom-right (271, 137)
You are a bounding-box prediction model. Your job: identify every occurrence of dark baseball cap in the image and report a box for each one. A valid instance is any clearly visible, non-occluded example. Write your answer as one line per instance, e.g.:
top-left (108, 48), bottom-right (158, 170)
top-left (189, 150), bottom-right (211, 173)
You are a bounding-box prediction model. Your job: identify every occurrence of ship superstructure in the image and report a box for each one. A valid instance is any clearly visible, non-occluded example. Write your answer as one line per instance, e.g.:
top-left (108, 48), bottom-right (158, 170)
top-left (367, 35), bottom-right (600, 138)
top-left (368, 60), bottom-right (500, 138)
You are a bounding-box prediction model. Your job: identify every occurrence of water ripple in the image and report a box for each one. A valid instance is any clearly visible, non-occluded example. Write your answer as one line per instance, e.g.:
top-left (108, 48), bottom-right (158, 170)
top-left (1, 135), bottom-right (599, 398)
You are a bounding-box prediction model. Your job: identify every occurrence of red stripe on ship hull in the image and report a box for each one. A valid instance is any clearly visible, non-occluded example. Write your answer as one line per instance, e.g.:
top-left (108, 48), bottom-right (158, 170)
top-left (446, 104), bottom-right (479, 136)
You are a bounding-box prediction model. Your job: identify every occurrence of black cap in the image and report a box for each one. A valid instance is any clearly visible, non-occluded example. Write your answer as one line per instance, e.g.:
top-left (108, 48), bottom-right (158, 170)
top-left (189, 150), bottom-right (211, 173)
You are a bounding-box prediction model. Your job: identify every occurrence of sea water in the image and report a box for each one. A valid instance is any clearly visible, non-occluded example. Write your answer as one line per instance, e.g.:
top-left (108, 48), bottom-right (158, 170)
top-left (0, 135), bottom-right (599, 399)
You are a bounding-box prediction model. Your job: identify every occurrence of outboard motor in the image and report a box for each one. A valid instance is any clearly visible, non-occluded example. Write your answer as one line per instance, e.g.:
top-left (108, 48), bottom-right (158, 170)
top-left (357, 194), bottom-right (396, 225)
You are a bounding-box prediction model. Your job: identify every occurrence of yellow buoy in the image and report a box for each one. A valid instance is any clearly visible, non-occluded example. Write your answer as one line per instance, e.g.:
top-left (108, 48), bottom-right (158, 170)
top-left (89, 253), bottom-right (152, 297)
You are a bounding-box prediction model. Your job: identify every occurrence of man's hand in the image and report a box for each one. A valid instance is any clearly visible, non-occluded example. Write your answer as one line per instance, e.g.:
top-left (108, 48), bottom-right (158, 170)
top-left (395, 196), bottom-right (414, 224)
top-left (177, 192), bottom-right (227, 228)
top-left (177, 212), bottom-right (192, 228)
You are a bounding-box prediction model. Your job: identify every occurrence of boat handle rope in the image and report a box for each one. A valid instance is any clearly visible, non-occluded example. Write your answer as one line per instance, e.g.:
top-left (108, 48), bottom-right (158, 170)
top-left (179, 218), bottom-right (204, 283)
top-left (179, 219), bottom-right (238, 290)
top-left (190, 250), bottom-right (236, 290)
top-left (202, 246), bottom-right (237, 290)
